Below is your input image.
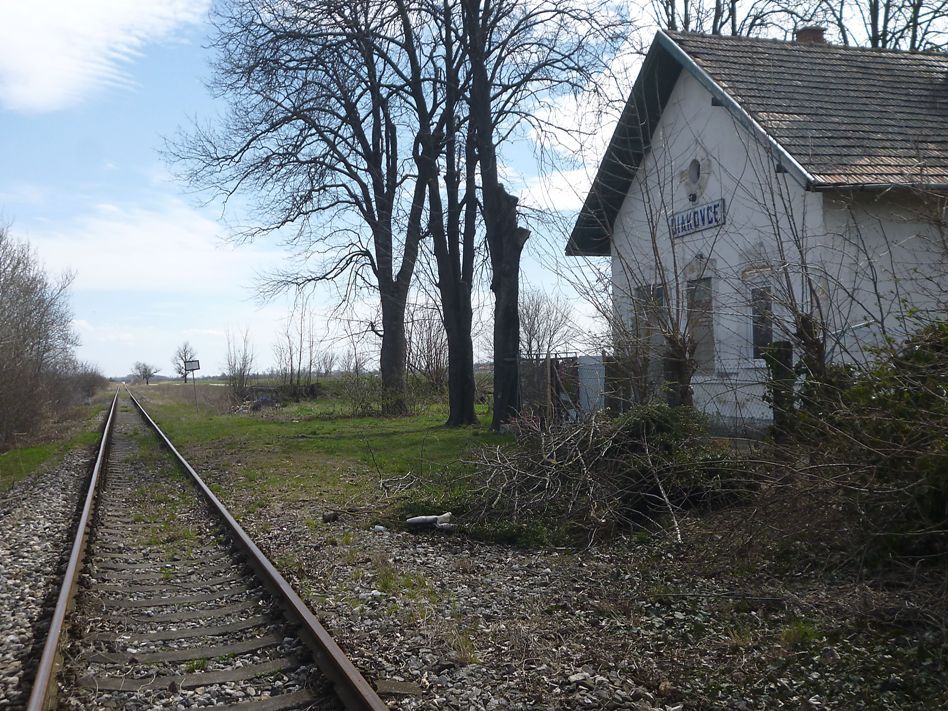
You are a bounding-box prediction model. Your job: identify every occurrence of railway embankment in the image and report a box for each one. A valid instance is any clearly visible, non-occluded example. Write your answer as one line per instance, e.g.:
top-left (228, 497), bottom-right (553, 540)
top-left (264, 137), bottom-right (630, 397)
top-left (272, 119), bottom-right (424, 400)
top-left (125, 383), bottom-right (946, 710)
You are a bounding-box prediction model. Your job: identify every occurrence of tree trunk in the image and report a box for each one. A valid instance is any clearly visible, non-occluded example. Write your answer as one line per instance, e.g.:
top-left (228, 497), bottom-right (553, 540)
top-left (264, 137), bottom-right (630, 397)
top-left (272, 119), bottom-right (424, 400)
top-left (662, 338), bottom-right (694, 407)
top-left (444, 301), bottom-right (478, 426)
top-left (378, 286), bottom-right (408, 416)
top-left (423, 148), bottom-right (479, 427)
top-left (489, 189), bottom-right (530, 430)
top-left (462, 0), bottom-right (529, 430)
top-left (764, 340), bottom-right (794, 443)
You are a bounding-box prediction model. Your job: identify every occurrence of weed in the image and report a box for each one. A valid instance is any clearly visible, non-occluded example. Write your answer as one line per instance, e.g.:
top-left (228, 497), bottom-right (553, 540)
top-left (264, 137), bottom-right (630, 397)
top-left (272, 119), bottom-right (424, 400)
top-left (371, 555), bottom-right (436, 600)
top-left (647, 583), bottom-right (674, 606)
top-left (780, 619), bottom-right (820, 647)
top-left (184, 658), bottom-right (208, 673)
top-left (726, 623), bottom-right (755, 648)
top-left (447, 623), bottom-right (480, 665)
top-left (275, 553), bottom-right (303, 575)
top-left (247, 497), bottom-right (268, 514)
top-left (451, 558), bottom-right (477, 575)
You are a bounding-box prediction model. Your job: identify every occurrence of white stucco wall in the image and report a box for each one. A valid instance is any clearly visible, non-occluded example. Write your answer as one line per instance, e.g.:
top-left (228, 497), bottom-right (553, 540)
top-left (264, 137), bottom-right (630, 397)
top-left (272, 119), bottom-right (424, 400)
top-left (822, 192), bottom-right (947, 361)
top-left (608, 70), bottom-right (947, 431)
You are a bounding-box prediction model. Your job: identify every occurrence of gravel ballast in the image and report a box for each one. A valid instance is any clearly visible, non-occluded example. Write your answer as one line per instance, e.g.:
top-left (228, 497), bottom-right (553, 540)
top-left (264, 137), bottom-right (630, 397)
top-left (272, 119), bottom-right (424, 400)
top-left (221, 496), bottom-right (945, 710)
top-left (0, 449), bottom-right (92, 708)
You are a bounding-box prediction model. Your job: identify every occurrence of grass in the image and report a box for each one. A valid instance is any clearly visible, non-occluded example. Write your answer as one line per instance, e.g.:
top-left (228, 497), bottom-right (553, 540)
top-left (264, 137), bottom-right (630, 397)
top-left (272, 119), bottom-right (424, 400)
top-left (0, 429), bottom-right (102, 493)
top-left (184, 658), bottom-right (208, 673)
top-left (780, 619), bottom-right (821, 648)
top-left (130, 382), bottom-right (511, 530)
top-left (726, 623), bottom-right (755, 649)
top-left (445, 621), bottom-right (480, 665)
top-left (371, 554), bottom-right (437, 601)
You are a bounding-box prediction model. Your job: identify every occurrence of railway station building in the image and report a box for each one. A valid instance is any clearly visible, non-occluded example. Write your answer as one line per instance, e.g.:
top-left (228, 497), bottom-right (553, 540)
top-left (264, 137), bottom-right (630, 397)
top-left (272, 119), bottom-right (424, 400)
top-left (566, 29), bottom-right (948, 432)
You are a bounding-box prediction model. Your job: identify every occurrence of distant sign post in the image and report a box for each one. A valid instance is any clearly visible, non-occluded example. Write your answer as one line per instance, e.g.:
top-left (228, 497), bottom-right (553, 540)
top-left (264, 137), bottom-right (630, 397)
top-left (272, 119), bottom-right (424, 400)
top-left (185, 359), bottom-right (200, 407)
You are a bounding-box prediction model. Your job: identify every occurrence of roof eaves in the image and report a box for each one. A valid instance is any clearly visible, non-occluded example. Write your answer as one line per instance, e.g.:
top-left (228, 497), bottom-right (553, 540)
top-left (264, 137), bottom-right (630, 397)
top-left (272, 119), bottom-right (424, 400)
top-left (813, 181), bottom-right (948, 192)
top-left (566, 35), bottom-right (680, 257)
top-left (656, 31), bottom-right (819, 191)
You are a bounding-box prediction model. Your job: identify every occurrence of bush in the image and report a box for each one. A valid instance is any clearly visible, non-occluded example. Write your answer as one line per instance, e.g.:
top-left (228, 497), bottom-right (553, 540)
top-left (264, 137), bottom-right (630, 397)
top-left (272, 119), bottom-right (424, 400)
top-left (467, 403), bottom-right (735, 539)
top-left (820, 321), bottom-right (948, 560)
top-left (0, 228), bottom-right (92, 448)
top-left (339, 373), bottom-right (385, 417)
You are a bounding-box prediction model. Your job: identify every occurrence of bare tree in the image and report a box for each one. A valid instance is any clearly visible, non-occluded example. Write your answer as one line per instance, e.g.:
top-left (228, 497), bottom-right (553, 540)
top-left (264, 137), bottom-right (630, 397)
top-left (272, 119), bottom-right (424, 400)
top-left (172, 342), bottom-right (197, 383)
top-left (177, 0), bottom-right (629, 427)
top-left (456, 0), bottom-right (629, 429)
top-left (133, 362), bottom-right (159, 385)
top-left (0, 227), bottom-right (80, 447)
top-left (648, 0), bottom-right (796, 35)
top-left (406, 302), bottom-right (449, 391)
top-left (646, 0), bottom-right (948, 49)
top-left (172, 0), bottom-right (427, 414)
top-left (341, 348), bottom-right (366, 376)
top-left (519, 289), bottom-right (577, 357)
top-left (225, 329), bottom-right (255, 401)
top-left (319, 351), bottom-right (337, 377)
top-left (811, 0), bottom-right (948, 49)
top-left (272, 290), bottom-right (320, 388)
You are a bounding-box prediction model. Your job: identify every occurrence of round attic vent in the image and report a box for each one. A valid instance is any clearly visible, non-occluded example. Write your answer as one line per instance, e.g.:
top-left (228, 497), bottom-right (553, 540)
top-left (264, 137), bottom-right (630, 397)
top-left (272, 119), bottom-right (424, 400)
top-left (688, 159), bottom-right (701, 184)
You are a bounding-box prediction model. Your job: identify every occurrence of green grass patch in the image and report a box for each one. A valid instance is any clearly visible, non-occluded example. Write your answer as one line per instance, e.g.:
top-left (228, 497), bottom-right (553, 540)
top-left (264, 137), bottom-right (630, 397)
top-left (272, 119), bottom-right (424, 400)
top-left (371, 555), bottom-right (438, 601)
top-left (134, 384), bottom-right (512, 531)
top-left (145, 399), bottom-right (505, 478)
top-left (184, 658), bottom-right (208, 673)
top-left (780, 619), bottom-right (821, 648)
top-left (0, 428), bottom-right (102, 493)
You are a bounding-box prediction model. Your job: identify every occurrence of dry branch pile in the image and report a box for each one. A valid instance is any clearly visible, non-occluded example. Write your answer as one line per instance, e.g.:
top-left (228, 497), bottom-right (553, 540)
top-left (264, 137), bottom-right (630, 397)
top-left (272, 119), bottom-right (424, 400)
top-left (467, 404), bottom-right (734, 538)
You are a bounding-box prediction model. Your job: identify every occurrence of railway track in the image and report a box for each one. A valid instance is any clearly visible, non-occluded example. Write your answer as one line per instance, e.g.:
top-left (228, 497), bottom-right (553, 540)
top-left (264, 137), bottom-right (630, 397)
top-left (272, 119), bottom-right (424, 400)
top-left (27, 390), bottom-right (387, 711)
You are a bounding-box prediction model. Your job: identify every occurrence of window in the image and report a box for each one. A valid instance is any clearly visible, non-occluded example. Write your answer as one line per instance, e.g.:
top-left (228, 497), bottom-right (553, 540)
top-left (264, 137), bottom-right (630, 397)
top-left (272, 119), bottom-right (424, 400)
top-left (687, 277), bottom-right (714, 374)
top-left (751, 286), bottom-right (773, 359)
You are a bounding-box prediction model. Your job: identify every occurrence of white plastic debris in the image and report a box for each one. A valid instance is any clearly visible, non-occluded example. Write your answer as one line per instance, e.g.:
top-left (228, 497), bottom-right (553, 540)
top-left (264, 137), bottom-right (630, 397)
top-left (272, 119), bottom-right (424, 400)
top-left (405, 512), bottom-right (455, 531)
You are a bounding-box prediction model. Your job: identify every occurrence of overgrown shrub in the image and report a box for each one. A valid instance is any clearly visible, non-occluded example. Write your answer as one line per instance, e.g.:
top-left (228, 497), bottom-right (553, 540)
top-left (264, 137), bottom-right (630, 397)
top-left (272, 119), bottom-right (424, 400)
top-left (0, 228), bottom-right (92, 449)
top-left (818, 321), bottom-right (947, 560)
top-left (468, 403), bottom-right (735, 538)
top-left (338, 373), bottom-right (391, 417)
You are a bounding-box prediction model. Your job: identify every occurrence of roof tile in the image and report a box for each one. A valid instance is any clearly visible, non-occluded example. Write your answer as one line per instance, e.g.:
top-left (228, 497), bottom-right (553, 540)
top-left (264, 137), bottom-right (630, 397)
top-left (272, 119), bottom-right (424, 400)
top-left (668, 32), bottom-right (948, 186)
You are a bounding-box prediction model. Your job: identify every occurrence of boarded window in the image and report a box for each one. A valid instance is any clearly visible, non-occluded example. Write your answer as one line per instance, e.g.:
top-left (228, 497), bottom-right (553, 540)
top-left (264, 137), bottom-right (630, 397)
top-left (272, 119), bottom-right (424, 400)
top-left (751, 286), bottom-right (773, 359)
top-left (687, 277), bottom-right (714, 374)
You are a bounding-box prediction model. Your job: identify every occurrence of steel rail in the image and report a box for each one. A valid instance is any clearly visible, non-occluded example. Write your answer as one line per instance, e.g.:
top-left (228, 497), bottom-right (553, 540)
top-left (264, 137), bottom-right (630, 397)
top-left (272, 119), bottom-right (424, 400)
top-left (26, 389), bottom-right (120, 711)
top-left (125, 388), bottom-right (387, 711)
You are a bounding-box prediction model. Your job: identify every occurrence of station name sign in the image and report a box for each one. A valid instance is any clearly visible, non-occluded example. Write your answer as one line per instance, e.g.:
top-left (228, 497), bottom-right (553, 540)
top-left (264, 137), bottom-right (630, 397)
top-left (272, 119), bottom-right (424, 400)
top-left (669, 198), bottom-right (726, 238)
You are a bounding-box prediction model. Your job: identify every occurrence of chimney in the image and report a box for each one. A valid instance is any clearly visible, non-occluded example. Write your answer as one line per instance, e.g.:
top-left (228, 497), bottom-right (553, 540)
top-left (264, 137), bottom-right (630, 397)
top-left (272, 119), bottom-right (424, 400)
top-left (795, 26), bottom-right (826, 44)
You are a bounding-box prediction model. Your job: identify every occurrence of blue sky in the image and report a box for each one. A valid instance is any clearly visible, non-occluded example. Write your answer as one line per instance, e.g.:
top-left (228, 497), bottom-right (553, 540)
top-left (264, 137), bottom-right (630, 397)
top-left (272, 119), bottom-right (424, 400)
top-left (0, 1), bottom-right (615, 377)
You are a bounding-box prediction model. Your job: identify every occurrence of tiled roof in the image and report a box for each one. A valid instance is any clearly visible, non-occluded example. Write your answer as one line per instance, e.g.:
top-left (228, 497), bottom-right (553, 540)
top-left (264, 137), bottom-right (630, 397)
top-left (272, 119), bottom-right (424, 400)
top-left (668, 32), bottom-right (948, 187)
top-left (567, 32), bottom-right (948, 255)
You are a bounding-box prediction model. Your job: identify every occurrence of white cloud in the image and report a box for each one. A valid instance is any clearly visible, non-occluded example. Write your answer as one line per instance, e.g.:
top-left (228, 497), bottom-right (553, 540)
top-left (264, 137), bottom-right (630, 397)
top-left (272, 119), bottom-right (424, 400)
top-left (0, 1), bottom-right (209, 112)
top-left (26, 198), bottom-right (283, 294)
top-left (514, 36), bottom-right (644, 214)
top-left (518, 167), bottom-right (596, 213)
